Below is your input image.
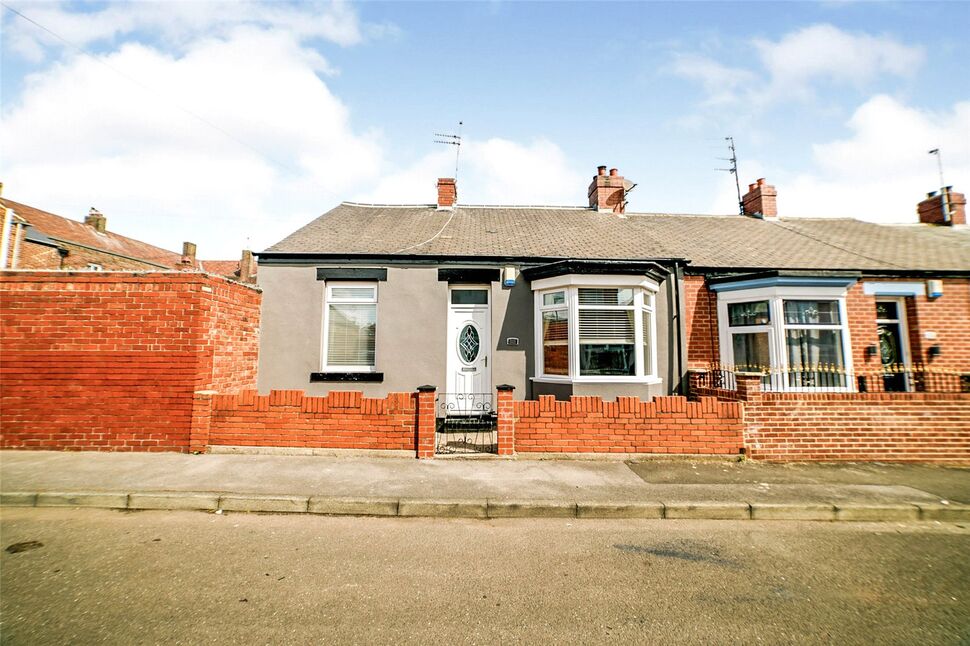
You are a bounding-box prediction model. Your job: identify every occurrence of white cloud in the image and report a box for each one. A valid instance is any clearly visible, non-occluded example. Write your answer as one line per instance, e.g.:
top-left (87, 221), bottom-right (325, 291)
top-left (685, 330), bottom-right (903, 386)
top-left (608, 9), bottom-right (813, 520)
top-left (360, 138), bottom-right (587, 206)
top-left (672, 23), bottom-right (925, 108)
top-left (780, 96), bottom-right (970, 221)
top-left (1, 28), bottom-right (383, 256)
top-left (754, 24), bottom-right (924, 101)
top-left (0, 26), bottom-right (587, 257)
top-left (670, 54), bottom-right (757, 107)
top-left (3, 0), bottom-right (377, 62)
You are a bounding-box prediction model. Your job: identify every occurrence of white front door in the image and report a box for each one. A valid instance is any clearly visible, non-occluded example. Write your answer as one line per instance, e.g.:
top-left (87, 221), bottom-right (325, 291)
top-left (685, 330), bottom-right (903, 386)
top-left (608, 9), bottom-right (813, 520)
top-left (446, 286), bottom-right (492, 415)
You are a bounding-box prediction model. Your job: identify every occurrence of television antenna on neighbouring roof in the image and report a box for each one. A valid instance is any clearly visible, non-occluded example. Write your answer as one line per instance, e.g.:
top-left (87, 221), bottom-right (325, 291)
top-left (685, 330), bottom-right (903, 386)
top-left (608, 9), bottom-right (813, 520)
top-left (716, 136), bottom-right (743, 215)
top-left (434, 121), bottom-right (463, 181)
top-left (928, 148), bottom-right (952, 223)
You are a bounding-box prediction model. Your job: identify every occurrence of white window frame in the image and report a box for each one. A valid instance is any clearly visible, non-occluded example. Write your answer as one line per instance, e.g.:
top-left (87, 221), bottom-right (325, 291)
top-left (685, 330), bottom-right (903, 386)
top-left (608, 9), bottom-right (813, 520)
top-left (320, 281), bottom-right (379, 373)
top-left (716, 285), bottom-right (854, 392)
top-left (532, 274), bottom-right (660, 384)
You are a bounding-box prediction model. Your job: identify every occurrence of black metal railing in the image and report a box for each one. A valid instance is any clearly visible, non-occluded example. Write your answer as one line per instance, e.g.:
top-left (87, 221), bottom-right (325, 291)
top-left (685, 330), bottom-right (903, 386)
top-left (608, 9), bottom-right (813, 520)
top-left (436, 392), bottom-right (495, 417)
top-left (694, 363), bottom-right (970, 394)
top-left (434, 393), bottom-right (497, 455)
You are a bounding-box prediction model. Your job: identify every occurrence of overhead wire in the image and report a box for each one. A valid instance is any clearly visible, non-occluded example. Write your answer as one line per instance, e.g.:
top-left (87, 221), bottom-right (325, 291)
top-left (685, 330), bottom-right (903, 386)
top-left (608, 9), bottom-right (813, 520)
top-left (1, 1), bottom-right (305, 177)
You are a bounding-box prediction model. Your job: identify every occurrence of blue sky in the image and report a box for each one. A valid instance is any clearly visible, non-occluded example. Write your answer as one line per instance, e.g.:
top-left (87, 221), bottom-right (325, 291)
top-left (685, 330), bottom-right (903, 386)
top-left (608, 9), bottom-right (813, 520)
top-left (1, 1), bottom-right (968, 257)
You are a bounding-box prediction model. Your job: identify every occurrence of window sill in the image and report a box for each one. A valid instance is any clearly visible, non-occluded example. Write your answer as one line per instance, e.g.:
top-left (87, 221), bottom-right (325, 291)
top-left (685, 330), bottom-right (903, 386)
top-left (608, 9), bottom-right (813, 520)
top-left (531, 376), bottom-right (663, 386)
top-left (310, 372), bottom-right (384, 383)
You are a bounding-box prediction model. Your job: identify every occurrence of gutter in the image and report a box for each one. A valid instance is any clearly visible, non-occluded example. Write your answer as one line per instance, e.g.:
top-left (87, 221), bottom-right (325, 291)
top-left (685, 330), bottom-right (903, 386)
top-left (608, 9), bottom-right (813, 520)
top-left (255, 251), bottom-right (691, 267)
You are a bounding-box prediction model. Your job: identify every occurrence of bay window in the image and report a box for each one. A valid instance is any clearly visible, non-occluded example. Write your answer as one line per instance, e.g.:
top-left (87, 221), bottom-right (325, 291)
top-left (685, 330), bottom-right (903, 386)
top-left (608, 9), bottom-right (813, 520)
top-left (534, 277), bottom-right (659, 383)
top-left (322, 282), bottom-right (378, 371)
top-left (717, 285), bottom-right (852, 391)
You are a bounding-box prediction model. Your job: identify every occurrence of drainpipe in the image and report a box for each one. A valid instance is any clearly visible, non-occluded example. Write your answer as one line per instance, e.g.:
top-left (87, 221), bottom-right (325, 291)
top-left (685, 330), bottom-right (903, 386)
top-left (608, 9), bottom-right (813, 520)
top-left (673, 262), bottom-right (687, 395)
top-left (0, 207), bottom-right (13, 270)
top-left (10, 222), bottom-right (24, 269)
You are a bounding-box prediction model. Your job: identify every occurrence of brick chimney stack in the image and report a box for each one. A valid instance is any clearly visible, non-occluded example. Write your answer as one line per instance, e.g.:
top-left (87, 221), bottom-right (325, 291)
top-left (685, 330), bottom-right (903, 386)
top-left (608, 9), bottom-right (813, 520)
top-left (741, 178), bottom-right (778, 219)
top-left (917, 187), bottom-right (966, 226)
top-left (239, 249), bottom-right (255, 283)
top-left (181, 241), bottom-right (197, 268)
top-left (85, 208), bottom-right (107, 233)
top-left (437, 178), bottom-right (457, 210)
top-left (588, 166), bottom-right (629, 214)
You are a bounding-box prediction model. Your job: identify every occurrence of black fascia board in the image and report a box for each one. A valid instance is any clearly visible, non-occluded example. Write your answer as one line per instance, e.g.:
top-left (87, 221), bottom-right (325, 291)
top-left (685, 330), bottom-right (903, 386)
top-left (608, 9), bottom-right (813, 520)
top-left (520, 259), bottom-right (670, 283)
top-left (256, 251), bottom-right (688, 268)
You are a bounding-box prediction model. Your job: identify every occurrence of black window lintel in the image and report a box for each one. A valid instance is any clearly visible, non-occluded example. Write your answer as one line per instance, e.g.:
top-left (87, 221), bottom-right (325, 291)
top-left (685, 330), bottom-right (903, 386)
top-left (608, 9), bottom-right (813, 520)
top-left (316, 268), bottom-right (387, 281)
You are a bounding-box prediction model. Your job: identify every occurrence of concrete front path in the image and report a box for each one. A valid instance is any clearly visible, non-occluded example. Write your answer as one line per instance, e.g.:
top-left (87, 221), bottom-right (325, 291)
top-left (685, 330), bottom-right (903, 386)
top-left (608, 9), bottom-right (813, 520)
top-left (2, 451), bottom-right (969, 521)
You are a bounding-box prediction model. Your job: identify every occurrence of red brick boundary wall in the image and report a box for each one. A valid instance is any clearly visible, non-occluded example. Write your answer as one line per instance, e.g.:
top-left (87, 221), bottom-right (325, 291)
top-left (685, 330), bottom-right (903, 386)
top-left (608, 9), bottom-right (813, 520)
top-left (497, 388), bottom-right (743, 455)
top-left (744, 392), bottom-right (970, 463)
top-left (0, 271), bottom-right (261, 452)
top-left (200, 389), bottom-right (423, 453)
top-left (690, 373), bottom-right (970, 464)
top-left (731, 374), bottom-right (970, 463)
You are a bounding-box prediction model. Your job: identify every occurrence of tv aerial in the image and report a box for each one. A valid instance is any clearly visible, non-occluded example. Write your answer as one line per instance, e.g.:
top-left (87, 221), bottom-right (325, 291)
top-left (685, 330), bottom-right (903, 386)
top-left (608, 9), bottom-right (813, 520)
top-left (434, 121), bottom-right (463, 181)
top-left (716, 136), bottom-right (743, 215)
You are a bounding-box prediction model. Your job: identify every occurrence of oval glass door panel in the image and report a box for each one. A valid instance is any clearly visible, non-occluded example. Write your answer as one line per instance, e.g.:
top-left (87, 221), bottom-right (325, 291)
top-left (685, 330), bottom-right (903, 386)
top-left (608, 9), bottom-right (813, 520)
top-left (458, 324), bottom-right (480, 364)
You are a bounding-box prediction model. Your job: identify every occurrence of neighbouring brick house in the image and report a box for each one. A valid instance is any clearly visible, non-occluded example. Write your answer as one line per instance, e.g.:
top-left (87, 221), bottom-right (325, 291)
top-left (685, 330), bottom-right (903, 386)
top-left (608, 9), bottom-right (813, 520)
top-left (0, 193), bottom-right (202, 272)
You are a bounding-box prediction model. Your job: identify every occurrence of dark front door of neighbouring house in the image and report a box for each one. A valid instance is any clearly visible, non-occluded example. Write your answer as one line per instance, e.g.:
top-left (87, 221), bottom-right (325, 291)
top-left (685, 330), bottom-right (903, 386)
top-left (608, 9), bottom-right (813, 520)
top-left (876, 299), bottom-right (909, 392)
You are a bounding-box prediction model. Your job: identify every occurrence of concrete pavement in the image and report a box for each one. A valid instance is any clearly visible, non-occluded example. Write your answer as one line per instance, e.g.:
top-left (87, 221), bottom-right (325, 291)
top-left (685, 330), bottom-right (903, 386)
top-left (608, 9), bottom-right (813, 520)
top-left (2, 450), bottom-right (969, 521)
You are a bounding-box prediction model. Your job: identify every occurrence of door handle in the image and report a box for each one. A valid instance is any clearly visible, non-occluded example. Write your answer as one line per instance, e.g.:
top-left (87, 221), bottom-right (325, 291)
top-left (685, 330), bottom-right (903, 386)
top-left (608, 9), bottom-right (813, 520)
top-left (484, 356), bottom-right (487, 367)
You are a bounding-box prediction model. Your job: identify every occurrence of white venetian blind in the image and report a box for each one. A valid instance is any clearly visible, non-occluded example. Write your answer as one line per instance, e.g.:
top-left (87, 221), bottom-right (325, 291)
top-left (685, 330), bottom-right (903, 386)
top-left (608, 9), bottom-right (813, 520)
top-left (327, 304), bottom-right (376, 366)
top-left (578, 310), bottom-right (634, 344)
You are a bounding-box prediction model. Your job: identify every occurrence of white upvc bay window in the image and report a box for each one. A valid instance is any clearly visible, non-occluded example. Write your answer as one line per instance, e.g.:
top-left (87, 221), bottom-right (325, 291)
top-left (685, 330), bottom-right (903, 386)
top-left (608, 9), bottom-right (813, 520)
top-left (321, 282), bottom-right (378, 372)
top-left (533, 275), bottom-right (659, 384)
top-left (716, 285), bottom-right (853, 391)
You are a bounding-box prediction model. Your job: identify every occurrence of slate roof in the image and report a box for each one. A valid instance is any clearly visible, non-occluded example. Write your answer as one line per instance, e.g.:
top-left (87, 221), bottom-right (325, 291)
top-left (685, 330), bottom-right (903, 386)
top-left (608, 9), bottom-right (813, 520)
top-left (0, 197), bottom-right (188, 269)
top-left (265, 203), bottom-right (970, 273)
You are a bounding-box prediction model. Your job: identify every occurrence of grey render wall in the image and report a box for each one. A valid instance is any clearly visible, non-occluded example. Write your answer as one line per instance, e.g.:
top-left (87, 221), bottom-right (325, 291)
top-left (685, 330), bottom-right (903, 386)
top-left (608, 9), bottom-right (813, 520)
top-left (257, 263), bottom-right (681, 401)
top-left (257, 264), bottom-right (533, 398)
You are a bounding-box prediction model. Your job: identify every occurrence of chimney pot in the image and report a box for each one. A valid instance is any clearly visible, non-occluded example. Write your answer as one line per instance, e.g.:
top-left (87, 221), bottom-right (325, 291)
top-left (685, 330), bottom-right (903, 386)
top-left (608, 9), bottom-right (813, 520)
top-left (597, 166), bottom-right (607, 176)
top-left (180, 241), bottom-right (197, 267)
top-left (609, 168), bottom-right (618, 177)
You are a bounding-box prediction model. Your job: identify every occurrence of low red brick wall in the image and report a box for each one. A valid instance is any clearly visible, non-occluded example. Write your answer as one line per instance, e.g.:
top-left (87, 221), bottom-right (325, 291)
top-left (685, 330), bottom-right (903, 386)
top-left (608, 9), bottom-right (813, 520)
top-left (507, 394), bottom-right (743, 455)
top-left (744, 392), bottom-right (970, 463)
top-left (0, 271), bottom-right (261, 452)
top-left (203, 390), bottom-right (419, 452)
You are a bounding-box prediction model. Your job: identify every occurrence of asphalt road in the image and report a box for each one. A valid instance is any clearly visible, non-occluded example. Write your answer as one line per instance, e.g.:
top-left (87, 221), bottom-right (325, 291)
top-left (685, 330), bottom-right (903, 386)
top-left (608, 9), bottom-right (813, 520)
top-left (2, 509), bottom-right (969, 645)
